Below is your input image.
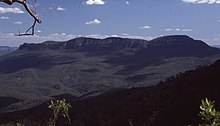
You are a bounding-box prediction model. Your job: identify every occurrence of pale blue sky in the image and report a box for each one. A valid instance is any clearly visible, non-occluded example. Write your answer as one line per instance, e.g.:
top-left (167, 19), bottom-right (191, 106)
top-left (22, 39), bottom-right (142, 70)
top-left (1, 0), bottom-right (220, 46)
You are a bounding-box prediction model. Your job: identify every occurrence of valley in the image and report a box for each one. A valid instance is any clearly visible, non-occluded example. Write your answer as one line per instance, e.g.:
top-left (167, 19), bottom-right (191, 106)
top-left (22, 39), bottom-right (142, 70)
top-left (1, 53), bottom-right (220, 126)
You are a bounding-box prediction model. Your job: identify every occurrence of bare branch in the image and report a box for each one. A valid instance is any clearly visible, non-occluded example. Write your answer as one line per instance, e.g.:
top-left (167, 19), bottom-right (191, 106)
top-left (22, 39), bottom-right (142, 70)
top-left (0, 0), bottom-right (41, 36)
top-left (16, 0), bottom-right (41, 23)
top-left (15, 20), bottom-right (36, 36)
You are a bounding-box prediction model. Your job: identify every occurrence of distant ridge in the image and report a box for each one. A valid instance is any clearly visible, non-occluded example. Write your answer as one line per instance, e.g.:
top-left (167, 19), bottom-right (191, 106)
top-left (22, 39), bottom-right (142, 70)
top-left (0, 46), bottom-right (17, 56)
top-left (18, 35), bottom-right (212, 49)
top-left (18, 35), bottom-right (220, 57)
top-left (19, 37), bottom-right (148, 50)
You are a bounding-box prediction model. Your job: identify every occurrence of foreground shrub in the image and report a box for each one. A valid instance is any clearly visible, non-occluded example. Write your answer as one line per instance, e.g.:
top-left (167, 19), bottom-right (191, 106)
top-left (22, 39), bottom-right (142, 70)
top-left (48, 99), bottom-right (72, 126)
top-left (199, 98), bottom-right (220, 126)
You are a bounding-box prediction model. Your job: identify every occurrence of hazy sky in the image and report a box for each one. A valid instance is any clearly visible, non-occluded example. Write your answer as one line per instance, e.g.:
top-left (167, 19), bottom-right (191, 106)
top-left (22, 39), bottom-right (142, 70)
top-left (1, 0), bottom-right (220, 46)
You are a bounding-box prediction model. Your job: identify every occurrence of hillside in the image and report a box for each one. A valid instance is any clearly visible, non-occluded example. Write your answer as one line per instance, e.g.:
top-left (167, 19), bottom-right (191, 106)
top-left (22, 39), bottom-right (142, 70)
top-left (0, 35), bottom-right (220, 112)
top-left (1, 59), bottom-right (220, 126)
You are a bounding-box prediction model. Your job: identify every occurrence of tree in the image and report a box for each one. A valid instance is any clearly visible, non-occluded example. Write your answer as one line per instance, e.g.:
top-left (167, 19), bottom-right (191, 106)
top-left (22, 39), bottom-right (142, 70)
top-left (0, 0), bottom-right (41, 36)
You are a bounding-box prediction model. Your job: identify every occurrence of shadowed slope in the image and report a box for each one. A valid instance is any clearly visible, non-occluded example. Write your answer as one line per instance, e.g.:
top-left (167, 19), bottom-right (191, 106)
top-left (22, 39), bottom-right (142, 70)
top-left (1, 60), bottom-right (220, 126)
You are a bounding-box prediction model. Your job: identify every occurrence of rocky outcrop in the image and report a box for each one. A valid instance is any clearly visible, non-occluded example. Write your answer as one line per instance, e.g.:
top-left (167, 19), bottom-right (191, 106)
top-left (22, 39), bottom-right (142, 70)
top-left (19, 37), bottom-right (149, 50)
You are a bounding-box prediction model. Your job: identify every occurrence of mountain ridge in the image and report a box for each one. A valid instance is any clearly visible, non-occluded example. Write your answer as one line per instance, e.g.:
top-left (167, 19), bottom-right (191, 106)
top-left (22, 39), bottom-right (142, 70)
top-left (18, 35), bottom-right (217, 53)
top-left (18, 37), bottom-right (148, 50)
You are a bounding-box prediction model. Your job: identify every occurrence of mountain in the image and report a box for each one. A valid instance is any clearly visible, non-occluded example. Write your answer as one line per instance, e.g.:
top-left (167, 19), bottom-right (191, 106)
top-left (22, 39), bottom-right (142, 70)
top-left (0, 46), bottom-right (17, 56)
top-left (18, 35), bottom-right (220, 66)
top-left (19, 37), bottom-right (148, 50)
top-left (212, 45), bottom-right (220, 49)
top-left (0, 35), bottom-right (220, 112)
top-left (1, 59), bottom-right (220, 126)
top-left (19, 35), bottom-right (219, 57)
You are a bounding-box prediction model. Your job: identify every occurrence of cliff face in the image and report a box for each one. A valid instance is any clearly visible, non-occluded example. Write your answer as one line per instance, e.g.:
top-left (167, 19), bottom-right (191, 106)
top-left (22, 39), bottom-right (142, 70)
top-left (19, 37), bottom-right (148, 50)
top-left (18, 35), bottom-right (220, 57)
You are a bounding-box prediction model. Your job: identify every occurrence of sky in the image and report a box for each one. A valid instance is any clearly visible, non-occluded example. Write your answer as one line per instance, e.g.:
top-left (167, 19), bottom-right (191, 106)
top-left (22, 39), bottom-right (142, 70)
top-left (1, 0), bottom-right (220, 46)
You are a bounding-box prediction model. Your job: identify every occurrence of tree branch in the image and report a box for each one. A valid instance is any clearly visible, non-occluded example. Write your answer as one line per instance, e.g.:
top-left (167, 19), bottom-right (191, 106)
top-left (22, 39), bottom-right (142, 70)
top-left (15, 0), bottom-right (41, 23)
top-left (15, 20), bottom-right (36, 36)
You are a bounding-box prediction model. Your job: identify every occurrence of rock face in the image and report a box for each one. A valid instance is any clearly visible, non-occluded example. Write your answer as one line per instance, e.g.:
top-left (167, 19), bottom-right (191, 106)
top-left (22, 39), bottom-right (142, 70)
top-left (18, 35), bottom-right (220, 58)
top-left (19, 35), bottom-right (219, 56)
top-left (19, 37), bottom-right (148, 50)
top-left (0, 35), bottom-right (220, 112)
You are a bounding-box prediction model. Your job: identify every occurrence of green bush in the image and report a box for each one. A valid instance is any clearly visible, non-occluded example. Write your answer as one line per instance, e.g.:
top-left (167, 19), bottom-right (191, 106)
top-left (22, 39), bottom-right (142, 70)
top-left (48, 99), bottom-right (72, 126)
top-left (199, 98), bottom-right (220, 126)
top-left (16, 122), bottom-right (25, 126)
top-left (14, 99), bottom-right (72, 126)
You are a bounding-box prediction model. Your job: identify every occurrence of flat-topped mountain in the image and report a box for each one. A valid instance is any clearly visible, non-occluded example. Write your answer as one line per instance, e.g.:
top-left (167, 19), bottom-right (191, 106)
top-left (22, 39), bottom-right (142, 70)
top-left (18, 35), bottom-right (220, 59)
top-left (149, 35), bottom-right (209, 50)
top-left (19, 35), bottom-right (219, 57)
top-left (145, 35), bottom-right (219, 57)
top-left (0, 35), bottom-right (220, 112)
top-left (19, 37), bottom-right (148, 50)
top-left (16, 35), bottom-right (199, 50)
